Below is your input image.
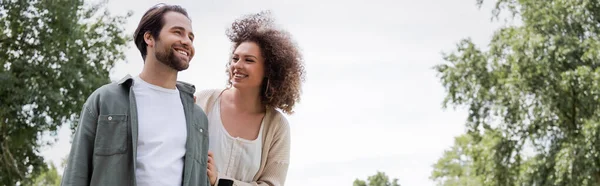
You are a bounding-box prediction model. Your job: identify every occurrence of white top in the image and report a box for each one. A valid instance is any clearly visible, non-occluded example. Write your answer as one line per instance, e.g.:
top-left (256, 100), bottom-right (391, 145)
top-left (208, 97), bottom-right (264, 182)
top-left (133, 76), bottom-right (187, 186)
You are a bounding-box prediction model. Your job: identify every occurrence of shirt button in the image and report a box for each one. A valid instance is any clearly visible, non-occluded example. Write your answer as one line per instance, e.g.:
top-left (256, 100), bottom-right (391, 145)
top-left (108, 116), bottom-right (112, 121)
top-left (200, 128), bottom-right (203, 133)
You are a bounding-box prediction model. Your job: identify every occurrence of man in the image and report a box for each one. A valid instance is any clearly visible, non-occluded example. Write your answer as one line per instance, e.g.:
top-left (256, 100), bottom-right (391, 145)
top-left (61, 4), bottom-right (210, 186)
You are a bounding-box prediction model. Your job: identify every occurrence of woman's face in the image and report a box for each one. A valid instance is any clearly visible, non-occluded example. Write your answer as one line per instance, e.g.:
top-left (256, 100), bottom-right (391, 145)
top-left (229, 41), bottom-right (266, 90)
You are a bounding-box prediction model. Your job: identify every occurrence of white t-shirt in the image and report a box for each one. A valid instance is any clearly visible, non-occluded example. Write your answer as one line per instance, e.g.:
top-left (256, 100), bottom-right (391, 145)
top-left (208, 97), bottom-right (263, 182)
top-left (133, 76), bottom-right (187, 186)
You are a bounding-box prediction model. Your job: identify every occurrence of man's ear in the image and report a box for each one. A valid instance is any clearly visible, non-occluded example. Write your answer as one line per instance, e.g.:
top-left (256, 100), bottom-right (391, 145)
top-left (144, 32), bottom-right (154, 47)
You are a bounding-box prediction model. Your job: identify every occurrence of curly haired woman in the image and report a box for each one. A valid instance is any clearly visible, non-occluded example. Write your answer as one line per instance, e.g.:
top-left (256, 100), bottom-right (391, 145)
top-left (195, 11), bottom-right (305, 186)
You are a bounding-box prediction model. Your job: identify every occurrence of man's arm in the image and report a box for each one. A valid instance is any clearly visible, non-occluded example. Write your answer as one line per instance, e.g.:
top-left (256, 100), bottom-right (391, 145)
top-left (61, 101), bottom-right (98, 186)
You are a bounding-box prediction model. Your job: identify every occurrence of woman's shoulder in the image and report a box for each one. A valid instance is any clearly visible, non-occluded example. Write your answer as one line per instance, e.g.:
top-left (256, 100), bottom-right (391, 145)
top-left (265, 109), bottom-right (291, 135)
top-left (194, 88), bottom-right (224, 110)
top-left (263, 109), bottom-right (291, 158)
top-left (195, 88), bottom-right (223, 98)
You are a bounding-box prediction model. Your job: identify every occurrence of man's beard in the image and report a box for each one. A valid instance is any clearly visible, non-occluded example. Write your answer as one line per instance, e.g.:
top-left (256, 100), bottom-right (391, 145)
top-left (155, 42), bottom-right (189, 71)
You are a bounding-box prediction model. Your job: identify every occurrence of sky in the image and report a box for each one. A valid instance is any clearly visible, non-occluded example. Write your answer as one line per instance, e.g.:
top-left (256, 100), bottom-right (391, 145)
top-left (41, 0), bottom-right (504, 185)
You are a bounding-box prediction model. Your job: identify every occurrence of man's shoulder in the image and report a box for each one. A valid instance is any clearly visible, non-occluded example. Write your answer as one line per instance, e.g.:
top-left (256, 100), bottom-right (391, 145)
top-left (80, 81), bottom-right (129, 116)
top-left (91, 75), bottom-right (133, 98)
top-left (91, 81), bottom-right (127, 98)
top-left (176, 80), bottom-right (196, 95)
top-left (83, 81), bottom-right (129, 108)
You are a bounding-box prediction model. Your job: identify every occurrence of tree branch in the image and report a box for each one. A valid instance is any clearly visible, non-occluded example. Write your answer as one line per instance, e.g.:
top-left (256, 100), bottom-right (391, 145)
top-left (1, 138), bottom-right (24, 180)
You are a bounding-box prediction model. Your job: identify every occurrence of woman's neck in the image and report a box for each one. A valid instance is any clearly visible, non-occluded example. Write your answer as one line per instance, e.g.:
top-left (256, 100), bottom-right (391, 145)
top-left (225, 87), bottom-right (265, 114)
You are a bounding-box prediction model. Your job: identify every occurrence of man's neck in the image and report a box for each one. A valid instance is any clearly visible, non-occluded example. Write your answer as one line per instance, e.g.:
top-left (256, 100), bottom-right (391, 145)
top-left (139, 58), bottom-right (178, 89)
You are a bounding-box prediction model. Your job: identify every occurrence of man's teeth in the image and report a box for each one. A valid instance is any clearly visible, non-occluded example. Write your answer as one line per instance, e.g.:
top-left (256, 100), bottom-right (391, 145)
top-left (176, 50), bottom-right (188, 56)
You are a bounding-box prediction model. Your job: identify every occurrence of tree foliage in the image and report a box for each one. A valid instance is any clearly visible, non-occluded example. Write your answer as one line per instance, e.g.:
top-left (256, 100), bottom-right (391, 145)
top-left (30, 162), bottom-right (61, 186)
top-left (0, 0), bottom-right (130, 185)
top-left (432, 0), bottom-right (600, 185)
top-left (354, 171), bottom-right (401, 186)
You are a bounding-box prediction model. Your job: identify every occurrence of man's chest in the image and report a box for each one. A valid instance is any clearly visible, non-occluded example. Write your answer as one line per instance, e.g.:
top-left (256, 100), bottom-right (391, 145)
top-left (135, 95), bottom-right (188, 147)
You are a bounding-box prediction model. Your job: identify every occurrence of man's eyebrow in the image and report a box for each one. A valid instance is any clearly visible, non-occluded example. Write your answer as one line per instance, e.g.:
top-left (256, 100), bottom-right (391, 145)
top-left (170, 26), bottom-right (185, 31)
top-left (170, 26), bottom-right (194, 37)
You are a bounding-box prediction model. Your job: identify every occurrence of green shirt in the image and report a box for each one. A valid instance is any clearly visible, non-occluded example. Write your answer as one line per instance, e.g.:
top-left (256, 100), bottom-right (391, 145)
top-left (61, 75), bottom-right (210, 186)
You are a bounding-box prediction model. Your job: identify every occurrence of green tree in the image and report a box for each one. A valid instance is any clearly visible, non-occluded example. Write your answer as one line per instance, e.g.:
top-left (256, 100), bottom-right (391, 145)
top-left (30, 162), bottom-right (61, 186)
top-left (353, 171), bottom-right (400, 186)
top-left (0, 0), bottom-right (130, 185)
top-left (430, 134), bottom-right (484, 186)
top-left (431, 0), bottom-right (600, 185)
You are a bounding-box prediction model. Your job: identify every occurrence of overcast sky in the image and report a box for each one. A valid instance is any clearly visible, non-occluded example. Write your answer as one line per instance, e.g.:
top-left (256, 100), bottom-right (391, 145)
top-left (41, 0), bottom-right (503, 185)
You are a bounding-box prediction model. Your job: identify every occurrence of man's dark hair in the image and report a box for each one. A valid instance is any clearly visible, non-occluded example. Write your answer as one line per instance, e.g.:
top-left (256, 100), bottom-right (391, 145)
top-left (133, 3), bottom-right (190, 60)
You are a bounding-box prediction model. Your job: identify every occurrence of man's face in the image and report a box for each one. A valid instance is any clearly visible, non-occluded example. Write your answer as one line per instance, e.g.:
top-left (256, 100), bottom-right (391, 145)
top-left (153, 11), bottom-right (195, 71)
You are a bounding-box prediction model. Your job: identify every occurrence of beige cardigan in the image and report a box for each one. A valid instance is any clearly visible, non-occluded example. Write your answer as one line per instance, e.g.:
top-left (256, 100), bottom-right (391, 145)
top-left (195, 89), bottom-right (291, 186)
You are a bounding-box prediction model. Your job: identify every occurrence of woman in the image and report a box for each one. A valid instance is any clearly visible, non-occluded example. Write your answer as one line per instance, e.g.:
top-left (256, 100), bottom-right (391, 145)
top-left (195, 11), bottom-right (305, 186)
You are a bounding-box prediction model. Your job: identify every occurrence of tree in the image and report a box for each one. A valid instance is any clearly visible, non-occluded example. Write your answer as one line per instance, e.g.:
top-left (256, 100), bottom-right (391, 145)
top-left (0, 0), bottom-right (130, 185)
top-left (353, 171), bottom-right (401, 186)
top-left (430, 134), bottom-right (484, 186)
top-left (30, 162), bottom-right (61, 186)
top-left (431, 0), bottom-right (600, 185)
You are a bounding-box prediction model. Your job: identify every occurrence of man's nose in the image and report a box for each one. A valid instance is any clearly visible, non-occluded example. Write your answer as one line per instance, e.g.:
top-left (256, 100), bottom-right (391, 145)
top-left (181, 36), bottom-right (192, 47)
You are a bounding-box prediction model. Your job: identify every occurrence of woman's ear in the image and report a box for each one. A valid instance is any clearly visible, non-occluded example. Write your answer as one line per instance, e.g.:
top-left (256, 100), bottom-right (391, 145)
top-left (144, 32), bottom-right (154, 47)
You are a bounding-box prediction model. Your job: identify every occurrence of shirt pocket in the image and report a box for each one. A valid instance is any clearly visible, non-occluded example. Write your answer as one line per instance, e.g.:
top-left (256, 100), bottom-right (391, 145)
top-left (94, 114), bottom-right (128, 156)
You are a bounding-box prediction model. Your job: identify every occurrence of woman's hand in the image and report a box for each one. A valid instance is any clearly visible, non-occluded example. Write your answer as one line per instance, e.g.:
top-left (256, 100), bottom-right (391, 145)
top-left (207, 151), bottom-right (217, 186)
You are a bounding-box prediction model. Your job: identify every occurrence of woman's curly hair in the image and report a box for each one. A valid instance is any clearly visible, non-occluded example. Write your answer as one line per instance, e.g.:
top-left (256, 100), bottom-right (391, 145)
top-left (225, 11), bottom-right (305, 114)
